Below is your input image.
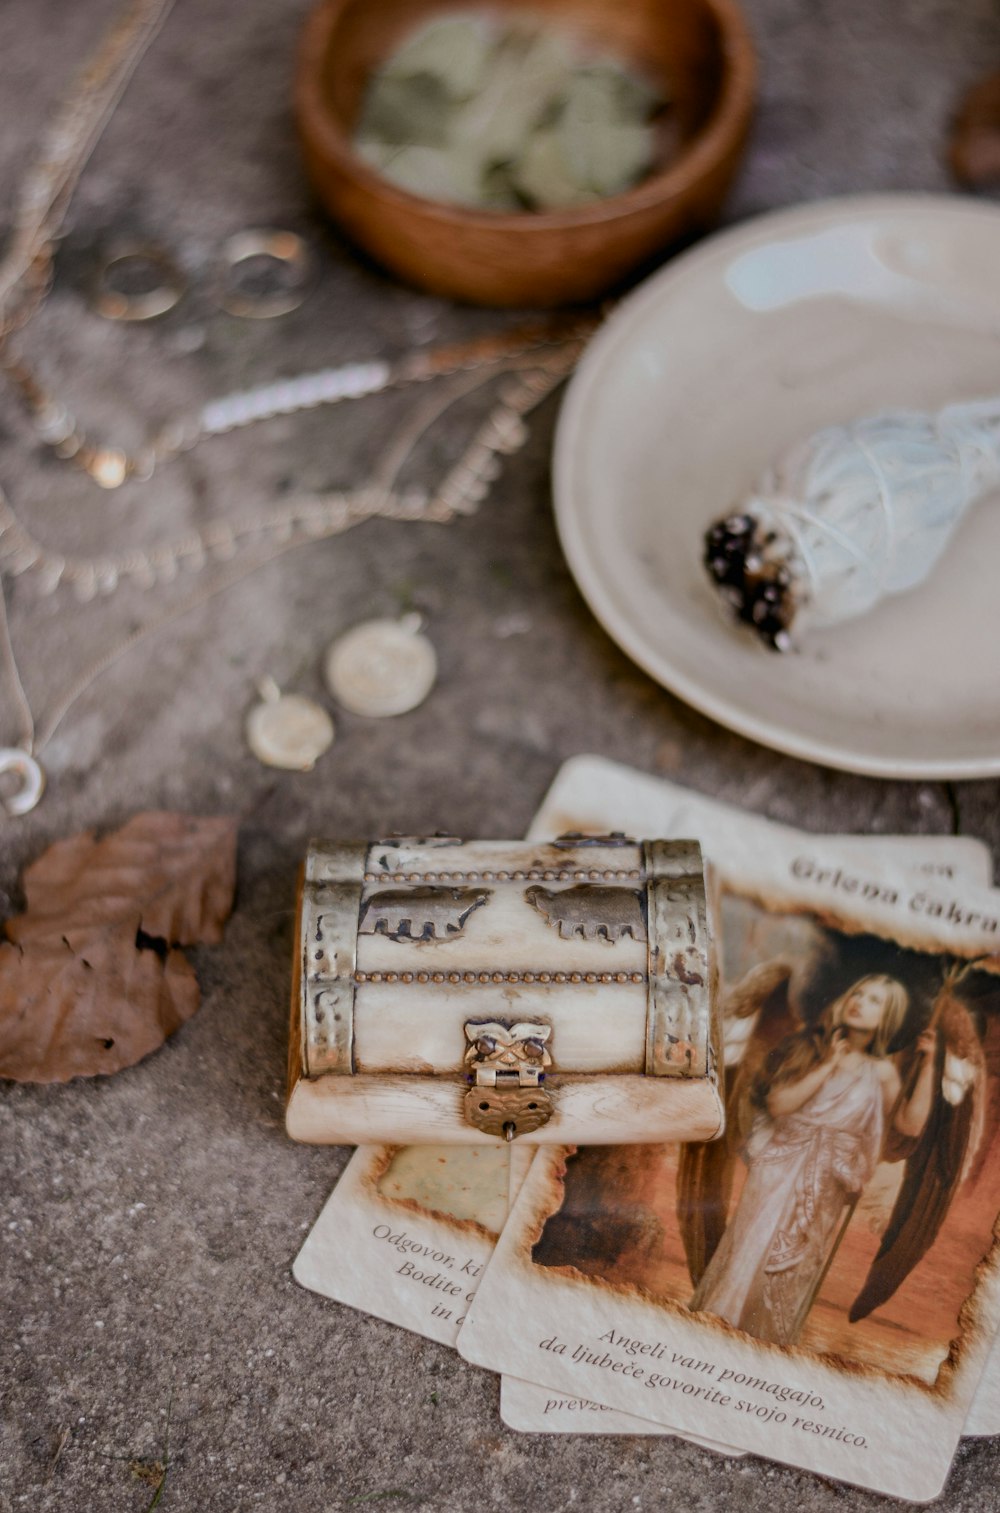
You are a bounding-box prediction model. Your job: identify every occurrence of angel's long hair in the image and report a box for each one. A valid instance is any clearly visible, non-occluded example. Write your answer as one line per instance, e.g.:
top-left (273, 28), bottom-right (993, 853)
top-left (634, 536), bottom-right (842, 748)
top-left (753, 972), bottom-right (909, 1104)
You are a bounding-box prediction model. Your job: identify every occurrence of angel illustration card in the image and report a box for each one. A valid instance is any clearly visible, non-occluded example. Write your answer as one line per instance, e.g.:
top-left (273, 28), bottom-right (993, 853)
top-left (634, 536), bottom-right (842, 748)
top-left (459, 789), bottom-right (1000, 1497)
top-left (499, 757), bottom-right (999, 1442)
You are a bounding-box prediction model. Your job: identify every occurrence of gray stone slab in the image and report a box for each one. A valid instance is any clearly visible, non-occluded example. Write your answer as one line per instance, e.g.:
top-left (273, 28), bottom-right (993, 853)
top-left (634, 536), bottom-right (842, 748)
top-left (2, 0), bottom-right (1000, 1508)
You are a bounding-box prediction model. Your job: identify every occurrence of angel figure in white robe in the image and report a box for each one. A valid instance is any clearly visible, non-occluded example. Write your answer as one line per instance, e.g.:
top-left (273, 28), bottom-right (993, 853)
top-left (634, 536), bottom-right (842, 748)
top-left (684, 970), bottom-right (983, 1346)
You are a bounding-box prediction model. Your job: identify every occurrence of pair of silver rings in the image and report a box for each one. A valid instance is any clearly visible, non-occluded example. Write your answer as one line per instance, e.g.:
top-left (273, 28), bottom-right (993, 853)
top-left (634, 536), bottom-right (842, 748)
top-left (94, 229), bottom-right (312, 322)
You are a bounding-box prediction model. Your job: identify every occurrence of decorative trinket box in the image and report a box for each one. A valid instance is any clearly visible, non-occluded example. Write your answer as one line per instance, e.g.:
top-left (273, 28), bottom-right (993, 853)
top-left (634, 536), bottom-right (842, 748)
top-left (286, 836), bottom-right (722, 1145)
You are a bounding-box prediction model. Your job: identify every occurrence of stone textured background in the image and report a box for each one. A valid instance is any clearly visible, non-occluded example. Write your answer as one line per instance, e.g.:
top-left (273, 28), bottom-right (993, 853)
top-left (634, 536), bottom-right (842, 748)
top-left (2, 0), bottom-right (1000, 1508)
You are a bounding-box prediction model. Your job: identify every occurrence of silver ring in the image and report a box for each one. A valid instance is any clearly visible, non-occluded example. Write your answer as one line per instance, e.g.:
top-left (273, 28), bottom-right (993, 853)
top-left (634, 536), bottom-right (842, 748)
top-left (218, 229), bottom-right (312, 319)
top-left (0, 748), bottom-right (45, 816)
top-left (95, 245), bottom-right (185, 321)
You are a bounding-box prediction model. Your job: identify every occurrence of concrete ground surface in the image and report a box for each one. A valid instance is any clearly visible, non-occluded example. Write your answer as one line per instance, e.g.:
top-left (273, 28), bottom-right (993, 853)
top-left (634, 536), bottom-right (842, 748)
top-left (2, 0), bottom-right (1000, 1508)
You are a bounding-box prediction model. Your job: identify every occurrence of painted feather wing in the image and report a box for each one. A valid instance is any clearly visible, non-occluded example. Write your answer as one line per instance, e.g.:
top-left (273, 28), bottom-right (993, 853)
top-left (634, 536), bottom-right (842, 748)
top-left (849, 991), bottom-right (985, 1323)
top-left (677, 959), bottom-right (797, 1286)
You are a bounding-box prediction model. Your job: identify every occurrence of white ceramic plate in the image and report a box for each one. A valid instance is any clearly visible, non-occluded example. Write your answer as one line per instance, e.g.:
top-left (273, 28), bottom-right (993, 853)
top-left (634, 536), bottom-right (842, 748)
top-left (554, 195), bottom-right (1000, 779)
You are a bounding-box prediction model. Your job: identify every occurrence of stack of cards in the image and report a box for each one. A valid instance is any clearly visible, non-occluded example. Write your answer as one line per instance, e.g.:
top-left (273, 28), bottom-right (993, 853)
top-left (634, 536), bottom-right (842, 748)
top-left (294, 757), bottom-right (1000, 1501)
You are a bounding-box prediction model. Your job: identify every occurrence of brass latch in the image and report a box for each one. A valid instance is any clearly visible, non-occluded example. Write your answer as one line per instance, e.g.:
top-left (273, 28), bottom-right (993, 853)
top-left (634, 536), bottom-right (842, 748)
top-left (463, 1021), bottom-right (553, 1141)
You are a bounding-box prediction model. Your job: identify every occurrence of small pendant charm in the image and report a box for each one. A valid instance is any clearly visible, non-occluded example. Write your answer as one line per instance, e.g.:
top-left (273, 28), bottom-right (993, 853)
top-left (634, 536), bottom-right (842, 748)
top-left (325, 614), bottom-right (437, 717)
top-left (0, 748), bottom-right (46, 817)
top-left (245, 679), bottom-right (334, 771)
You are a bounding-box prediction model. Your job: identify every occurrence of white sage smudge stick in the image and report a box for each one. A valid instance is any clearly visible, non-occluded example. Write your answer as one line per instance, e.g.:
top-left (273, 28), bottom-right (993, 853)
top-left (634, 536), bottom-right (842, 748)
top-left (703, 396), bottom-right (1000, 650)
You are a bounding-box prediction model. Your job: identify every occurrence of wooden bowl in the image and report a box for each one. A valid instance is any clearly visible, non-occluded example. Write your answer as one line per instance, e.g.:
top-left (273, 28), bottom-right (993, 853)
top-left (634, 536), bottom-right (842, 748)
top-left (295, 0), bottom-right (756, 306)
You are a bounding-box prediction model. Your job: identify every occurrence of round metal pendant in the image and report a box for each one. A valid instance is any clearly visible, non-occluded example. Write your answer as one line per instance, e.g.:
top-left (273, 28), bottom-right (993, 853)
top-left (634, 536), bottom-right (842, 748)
top-left (325, 615), bottom-right (437, 718)
top-left (245, 688), bottom-right (334, 771)
top-left (0, 748), bottom-right (46, 816)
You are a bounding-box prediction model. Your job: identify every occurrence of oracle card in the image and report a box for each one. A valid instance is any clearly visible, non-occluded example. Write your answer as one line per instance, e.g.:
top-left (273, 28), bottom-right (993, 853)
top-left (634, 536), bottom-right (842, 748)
top-left (461, 789), bottom-right (1000, 1496)
top-left (294, 1142), bottom-right (507, 1347)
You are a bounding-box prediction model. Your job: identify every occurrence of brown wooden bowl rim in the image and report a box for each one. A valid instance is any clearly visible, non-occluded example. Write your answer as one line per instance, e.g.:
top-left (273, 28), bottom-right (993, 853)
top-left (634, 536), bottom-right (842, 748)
top-left (295, 0), bottom-right (757, 232)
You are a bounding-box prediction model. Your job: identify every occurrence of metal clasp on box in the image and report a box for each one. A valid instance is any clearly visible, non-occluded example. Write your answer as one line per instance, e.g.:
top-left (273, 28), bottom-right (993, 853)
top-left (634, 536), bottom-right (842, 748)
top-left (463, 1020), bottom-right (554, 1141)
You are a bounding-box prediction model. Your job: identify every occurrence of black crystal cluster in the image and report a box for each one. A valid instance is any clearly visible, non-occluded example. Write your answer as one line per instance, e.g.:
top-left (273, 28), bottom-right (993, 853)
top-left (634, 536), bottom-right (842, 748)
top-left (703, 514), bottom-right (795, 651)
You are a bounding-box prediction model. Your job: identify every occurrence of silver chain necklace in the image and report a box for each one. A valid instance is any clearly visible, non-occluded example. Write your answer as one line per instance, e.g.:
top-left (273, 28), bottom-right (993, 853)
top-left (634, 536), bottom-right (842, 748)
top-left (0, 0), bottom-right (590, 818)
top-left (0, 355), bottom-right (577, 817)
top-left (0, 0), bottom-right (588, 495)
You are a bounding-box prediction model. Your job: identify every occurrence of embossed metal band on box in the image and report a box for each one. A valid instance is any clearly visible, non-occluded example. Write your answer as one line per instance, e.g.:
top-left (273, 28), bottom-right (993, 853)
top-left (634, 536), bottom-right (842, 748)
top-left (300, 840), bottom-right (368, 1076)
top-left (643, 839), bottom-right (711, 1079)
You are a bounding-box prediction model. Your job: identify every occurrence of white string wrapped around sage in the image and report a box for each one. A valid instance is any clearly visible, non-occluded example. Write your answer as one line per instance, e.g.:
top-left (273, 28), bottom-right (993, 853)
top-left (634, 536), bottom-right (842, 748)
top-left (703, 397), bottom-right (1000, 650)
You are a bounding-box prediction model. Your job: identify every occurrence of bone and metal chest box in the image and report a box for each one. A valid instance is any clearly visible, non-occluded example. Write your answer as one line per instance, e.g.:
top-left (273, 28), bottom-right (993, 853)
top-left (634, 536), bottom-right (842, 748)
top-left (286, 835), bottom-right (722, 1146)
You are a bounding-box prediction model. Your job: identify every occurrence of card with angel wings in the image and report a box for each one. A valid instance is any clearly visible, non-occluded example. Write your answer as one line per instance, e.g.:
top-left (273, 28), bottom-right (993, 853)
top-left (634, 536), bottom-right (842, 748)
top-left (458, 797), bottom-right (1000, 1499)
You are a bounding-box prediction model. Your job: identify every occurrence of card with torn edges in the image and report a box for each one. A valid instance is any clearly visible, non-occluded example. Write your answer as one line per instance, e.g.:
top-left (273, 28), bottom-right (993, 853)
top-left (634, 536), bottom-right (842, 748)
top-left (963, 1326), bottom-right (1000, 1434)
top-left (505, 1121), bottom-right (740, 1447)
top-left (460, 826), bottom-right (1000, 1497)
top-left (511, 758), bottom-right (999, 1442)
top-left (294, 1142), bottom-right (508, 1346)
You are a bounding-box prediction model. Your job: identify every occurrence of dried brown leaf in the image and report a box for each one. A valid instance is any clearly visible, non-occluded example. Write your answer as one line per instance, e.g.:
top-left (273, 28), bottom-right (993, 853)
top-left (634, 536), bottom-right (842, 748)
top-left (0, 811), bottom-right (237, 1082)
